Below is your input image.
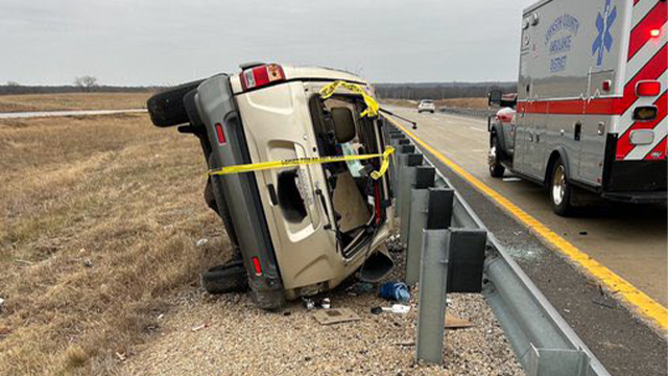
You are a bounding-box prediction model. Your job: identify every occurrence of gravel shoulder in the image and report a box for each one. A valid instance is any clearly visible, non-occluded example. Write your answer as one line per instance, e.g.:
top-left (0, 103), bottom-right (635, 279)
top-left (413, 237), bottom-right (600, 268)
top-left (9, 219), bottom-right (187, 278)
top-left (122, 286), bottom-right (523, 376)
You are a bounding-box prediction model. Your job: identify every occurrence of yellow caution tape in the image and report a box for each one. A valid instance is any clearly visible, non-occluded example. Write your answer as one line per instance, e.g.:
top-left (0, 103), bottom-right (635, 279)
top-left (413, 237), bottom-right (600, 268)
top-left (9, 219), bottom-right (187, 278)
top-left (319, 81), bottom-right (380, 118)
top-left (209, 146), bottom-right (394, 180)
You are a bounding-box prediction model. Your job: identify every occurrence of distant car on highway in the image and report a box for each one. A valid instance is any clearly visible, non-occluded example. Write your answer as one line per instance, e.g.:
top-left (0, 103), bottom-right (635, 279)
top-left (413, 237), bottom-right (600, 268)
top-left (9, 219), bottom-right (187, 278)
top-left (417, 100), bottom-right (436, 113)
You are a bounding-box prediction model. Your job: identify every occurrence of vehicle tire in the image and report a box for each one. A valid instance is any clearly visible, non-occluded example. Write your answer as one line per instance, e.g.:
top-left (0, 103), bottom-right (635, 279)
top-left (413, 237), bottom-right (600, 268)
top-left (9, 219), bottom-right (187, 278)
top-left (549, 158), bottom-right (574, 216)
top-left (147, 79), bottom-right (205, 127)
top-left (201, 260), bottom-right (248, 294)
top-left (488, 135), bottom-right (505, 178)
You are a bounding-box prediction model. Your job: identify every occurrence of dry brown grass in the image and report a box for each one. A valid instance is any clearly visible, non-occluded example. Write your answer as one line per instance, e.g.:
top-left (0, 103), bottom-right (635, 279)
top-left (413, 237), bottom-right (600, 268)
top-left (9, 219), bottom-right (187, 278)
top-left (435, 97), bottom-right (488, 109)
top-left (382, 97), bottom-right (489, 110)
top-left (0, 93), bottom-right (150, 113)
top-left (0, 113), bottom-right (231, 375)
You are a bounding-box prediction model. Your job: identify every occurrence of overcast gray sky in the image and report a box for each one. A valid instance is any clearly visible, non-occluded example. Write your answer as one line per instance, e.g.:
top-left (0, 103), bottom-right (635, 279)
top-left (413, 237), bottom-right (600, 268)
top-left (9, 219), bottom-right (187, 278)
top-left (1, 0), bottom-right (536, 86)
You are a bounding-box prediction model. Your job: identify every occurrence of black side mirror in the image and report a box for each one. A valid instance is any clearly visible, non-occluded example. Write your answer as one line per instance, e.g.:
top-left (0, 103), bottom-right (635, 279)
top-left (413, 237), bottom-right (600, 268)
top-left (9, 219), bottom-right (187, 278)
top-left (488, 90), bottom-right (503, 107)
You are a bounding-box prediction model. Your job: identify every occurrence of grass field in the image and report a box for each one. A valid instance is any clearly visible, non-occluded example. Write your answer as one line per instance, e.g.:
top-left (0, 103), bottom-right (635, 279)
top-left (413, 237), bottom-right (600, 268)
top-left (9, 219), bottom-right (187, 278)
top-left (0, 93), bottom-right (150, 113)
top-left (0, 110), bottom-right (231, 375)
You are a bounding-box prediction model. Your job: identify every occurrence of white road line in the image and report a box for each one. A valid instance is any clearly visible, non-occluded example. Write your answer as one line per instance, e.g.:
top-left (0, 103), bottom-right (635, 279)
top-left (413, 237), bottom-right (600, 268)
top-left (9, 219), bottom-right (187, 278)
top-left (469, 126), bottom-right (486, 132)
top-left (0, 109), bottom-right (147, 119)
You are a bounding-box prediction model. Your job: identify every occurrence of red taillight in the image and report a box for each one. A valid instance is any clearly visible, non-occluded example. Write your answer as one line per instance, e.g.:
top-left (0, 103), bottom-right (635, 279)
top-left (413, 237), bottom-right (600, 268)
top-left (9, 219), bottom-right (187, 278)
top-left (636, 80), bottom-right (661, 97)
top-left (252, 256), bottom-right (262, 276)
top-left (650, 28), bottom-right (661, 38)
top-left (215, 122), bottom-right (226, 144)
top-left (240, 64), bottom-right (285, 91)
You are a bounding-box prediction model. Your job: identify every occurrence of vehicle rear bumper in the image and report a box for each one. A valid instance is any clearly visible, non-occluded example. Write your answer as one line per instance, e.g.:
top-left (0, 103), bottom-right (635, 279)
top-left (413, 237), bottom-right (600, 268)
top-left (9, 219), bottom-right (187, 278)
top-left (601, 190), bottom-right (667, 203)
top-left (602, 159), bottom-right (667, 204)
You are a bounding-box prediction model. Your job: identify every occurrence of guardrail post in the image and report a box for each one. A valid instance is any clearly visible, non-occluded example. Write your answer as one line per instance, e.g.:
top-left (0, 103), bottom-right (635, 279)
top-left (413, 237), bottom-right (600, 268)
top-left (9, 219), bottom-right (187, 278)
top-left (405, 167), bottom-right (436, 285)
top-left (394, 144), bottom-right (417, 212)
top-left (416, 229), bottom-right (451, 364)
top-left (415, 188), bottom-right (454, 364)
top-left (397, 154), bottom-right (423, 239)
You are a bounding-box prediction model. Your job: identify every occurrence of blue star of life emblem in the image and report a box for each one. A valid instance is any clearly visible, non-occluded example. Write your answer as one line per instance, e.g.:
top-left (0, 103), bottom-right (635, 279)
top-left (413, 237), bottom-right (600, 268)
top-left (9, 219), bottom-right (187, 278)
top-left (592, 0), bottom-right (617, 66)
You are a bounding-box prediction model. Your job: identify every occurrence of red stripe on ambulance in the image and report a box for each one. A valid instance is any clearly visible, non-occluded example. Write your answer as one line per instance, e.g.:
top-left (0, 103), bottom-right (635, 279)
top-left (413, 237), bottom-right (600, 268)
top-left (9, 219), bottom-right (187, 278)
top-left (628, 2), bottom-right (667, 61)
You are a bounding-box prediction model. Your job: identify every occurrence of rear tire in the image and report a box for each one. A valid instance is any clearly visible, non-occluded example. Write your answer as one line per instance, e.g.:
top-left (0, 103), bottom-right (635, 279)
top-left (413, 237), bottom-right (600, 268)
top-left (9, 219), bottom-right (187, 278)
top-left (549, 159), bottom-right (574, 216)
top-left (201, 260), bottom-right (248, 294)
top-left (488, 135), bottom-right (505, 178)
top-left (147, 79), bottom-right (204, 127)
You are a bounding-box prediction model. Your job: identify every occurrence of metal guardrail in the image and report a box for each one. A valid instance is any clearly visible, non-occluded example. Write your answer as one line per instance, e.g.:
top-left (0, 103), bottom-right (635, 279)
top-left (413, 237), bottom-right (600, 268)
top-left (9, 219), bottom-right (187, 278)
top-left (385, 120), bottom-right (611, 376)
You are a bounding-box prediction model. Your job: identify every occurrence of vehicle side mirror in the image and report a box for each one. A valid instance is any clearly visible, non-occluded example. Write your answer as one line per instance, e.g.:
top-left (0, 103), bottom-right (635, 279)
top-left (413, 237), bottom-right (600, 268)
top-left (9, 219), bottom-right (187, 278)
top-left (488, 90), bottom-right (503, 107)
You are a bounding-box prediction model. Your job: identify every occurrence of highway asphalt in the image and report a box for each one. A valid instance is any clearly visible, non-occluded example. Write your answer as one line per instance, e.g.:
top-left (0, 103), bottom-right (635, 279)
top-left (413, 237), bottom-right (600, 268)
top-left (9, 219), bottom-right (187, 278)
top-left (386, 106), bottom-right (667, 376)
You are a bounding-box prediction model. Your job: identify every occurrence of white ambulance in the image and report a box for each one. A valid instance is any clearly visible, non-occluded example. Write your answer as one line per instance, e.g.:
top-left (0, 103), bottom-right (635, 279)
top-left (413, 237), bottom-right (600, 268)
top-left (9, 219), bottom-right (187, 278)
top-left (488, 0), bottom-right (666, 215)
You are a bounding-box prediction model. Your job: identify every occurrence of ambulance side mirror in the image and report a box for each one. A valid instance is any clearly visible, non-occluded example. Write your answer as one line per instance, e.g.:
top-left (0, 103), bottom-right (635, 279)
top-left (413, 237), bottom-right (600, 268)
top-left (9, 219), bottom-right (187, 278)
top-left (488, 90), bottom-right (503, 107)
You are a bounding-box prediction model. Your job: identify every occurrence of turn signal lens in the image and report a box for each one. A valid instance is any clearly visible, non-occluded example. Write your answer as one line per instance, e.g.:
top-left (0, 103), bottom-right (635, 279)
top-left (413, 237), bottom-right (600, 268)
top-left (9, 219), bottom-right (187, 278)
top-left (633, 106), bottom-right (658, 121)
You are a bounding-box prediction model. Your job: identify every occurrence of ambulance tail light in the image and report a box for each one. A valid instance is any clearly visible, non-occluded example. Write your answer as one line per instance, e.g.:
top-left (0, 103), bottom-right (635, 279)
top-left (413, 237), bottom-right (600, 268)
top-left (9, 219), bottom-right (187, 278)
top-left (240, 64), bottom-right (285, 91)
top-left (636, 81), bottom-right (661, 97)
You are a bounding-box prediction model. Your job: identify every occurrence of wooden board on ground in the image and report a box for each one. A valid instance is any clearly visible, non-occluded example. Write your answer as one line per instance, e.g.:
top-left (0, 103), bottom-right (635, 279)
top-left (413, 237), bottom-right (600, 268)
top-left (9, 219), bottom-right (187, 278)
top-left (313, 308), bottom-right (361, 325)
top-left (446, 314), bottom-right (473, 329)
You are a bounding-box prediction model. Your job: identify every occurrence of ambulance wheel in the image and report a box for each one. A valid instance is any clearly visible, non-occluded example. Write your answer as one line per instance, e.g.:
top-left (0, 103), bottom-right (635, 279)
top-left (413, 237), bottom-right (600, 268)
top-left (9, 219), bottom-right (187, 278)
top-left (488, 136), bottom-right (505, 178)
top-left (549, 159), bottom-right (574, 216)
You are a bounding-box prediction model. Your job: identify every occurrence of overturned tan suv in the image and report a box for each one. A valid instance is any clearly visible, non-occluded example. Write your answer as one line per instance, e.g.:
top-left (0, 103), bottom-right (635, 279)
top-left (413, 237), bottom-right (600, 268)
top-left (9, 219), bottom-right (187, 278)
top-left (148, 63), bottom-right (396, 309)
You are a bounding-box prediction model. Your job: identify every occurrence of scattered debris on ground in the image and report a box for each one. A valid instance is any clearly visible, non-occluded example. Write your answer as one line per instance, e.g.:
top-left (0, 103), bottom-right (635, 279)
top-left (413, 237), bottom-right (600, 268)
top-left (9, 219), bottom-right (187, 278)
top-left (123, 288), bottom-right (523, 376)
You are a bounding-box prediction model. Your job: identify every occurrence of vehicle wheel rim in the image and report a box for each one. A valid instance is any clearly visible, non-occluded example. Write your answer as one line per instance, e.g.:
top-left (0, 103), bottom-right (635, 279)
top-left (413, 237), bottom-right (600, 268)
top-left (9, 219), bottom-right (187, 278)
top-left (488, 145), bottom-right (498, 171)
top-left (552, 165), bottom-right (566, 206)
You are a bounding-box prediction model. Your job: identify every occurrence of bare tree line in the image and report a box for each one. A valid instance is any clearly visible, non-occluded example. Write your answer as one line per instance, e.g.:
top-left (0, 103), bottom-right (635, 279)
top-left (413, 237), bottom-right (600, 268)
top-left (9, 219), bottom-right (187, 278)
top-left (1, 78), bottom-right (517, 98)
top-left (0, 78), bottom-right (155, 95)
top-left (375, 82), bottom-right (516, 100)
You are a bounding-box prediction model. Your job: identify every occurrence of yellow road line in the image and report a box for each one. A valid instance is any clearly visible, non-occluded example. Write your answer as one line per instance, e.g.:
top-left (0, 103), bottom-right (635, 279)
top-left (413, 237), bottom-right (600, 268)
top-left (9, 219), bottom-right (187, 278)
top-left (388, 117), bottom-right (668, 331)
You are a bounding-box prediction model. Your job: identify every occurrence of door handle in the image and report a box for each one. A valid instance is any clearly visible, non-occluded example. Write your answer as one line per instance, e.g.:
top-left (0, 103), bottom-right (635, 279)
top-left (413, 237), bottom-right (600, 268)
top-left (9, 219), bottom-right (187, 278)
top-left (597, 122), bottom-right (605, 136)
top-left (315, 188), bottom-right (333, 230)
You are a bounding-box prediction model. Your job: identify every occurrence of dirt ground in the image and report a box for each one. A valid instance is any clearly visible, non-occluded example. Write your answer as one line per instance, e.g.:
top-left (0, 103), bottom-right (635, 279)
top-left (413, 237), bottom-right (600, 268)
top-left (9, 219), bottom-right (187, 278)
top-left (0, 97), bottom-right (521, 376)
top-left (0, 92), bottom-right (150, 113)
top-left (122, 289), bottom-right (522, 376)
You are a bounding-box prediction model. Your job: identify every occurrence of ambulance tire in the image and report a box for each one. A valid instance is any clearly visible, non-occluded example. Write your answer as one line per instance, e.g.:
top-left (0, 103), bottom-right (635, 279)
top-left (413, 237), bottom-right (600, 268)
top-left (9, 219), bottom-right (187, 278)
top-left (489, 135), bottom-right (505, 178)
top-left (549, 158), bottom-right (574, 216)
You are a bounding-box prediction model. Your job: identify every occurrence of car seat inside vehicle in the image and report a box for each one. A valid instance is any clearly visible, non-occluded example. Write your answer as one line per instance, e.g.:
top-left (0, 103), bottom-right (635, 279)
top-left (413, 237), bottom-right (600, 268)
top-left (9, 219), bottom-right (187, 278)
top-left (309, 95), bottom-right (383, 256)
